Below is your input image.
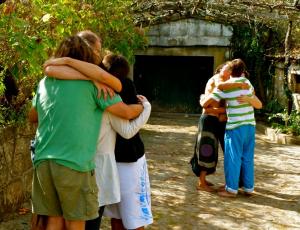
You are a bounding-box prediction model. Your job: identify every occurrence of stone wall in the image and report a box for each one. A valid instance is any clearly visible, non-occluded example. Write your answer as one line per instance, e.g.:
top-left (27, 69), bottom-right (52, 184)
top-left (147, 19), bottom-right (233, 47)
top-left (0, 123), bottom-right (36, 219)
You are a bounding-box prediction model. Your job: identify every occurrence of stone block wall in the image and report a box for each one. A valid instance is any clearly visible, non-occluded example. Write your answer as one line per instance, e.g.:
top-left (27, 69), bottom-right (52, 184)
top-left (0, 123), bottom-right (36, 219)
top-left (147, 19), bottom-right (233, 47)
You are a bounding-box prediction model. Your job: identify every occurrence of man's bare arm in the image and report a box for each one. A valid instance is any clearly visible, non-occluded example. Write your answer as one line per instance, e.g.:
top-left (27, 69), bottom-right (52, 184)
top-left (44, 57), bottom-right (122, 92)
top-left (45, 65), bottom-right (115, 99)
top-left (217, 82), bottom-right (249, 91)
top-left (45, 65), bottom-right (89, 80)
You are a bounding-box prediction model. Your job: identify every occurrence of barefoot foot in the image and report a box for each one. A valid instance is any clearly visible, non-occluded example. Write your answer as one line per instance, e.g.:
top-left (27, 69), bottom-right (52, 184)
top-left (196, 184), bottom-right (215, 192)
top-left (243, 191), bottom-right (254, 197)
top-left (218, 190), bottom-right (236, 198)
top-left (205, 180), bottom-right (214, 186)
top-left (218, 185), bottom-right (226, 192)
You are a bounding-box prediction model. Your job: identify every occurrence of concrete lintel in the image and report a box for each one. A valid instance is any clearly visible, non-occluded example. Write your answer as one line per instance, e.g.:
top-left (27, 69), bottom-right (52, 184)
top-left (146, 18), bottom-right (233, 47)
top-left (148, 35), bottom-right (231, 46)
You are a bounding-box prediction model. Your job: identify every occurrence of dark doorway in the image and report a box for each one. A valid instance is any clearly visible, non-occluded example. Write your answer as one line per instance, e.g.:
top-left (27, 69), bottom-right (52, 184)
top-left (133, 55), bottom-right (214, 113)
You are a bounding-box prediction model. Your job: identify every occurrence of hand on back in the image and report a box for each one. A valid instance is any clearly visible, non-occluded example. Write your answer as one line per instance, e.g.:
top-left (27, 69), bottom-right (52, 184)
top-left (93, 81), bottom-right (115, 99)
top-left (136, 95), bottom-right (148, 104)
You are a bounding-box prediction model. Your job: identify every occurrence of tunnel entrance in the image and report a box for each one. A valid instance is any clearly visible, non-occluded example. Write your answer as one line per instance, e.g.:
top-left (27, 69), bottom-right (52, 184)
top-left (133, 55), bottom-right (214, 113)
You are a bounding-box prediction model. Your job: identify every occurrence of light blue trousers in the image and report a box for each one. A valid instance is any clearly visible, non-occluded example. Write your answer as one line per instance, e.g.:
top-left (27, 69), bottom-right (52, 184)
top-left (224, 125), bottom-right (255, 194)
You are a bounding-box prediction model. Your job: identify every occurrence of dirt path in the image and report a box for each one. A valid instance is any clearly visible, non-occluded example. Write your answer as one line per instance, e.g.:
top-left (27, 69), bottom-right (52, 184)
top-left (1, 113), bottom-right (300, 230)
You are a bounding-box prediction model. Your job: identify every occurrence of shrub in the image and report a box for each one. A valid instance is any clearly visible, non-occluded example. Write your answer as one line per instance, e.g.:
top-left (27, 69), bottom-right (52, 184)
top-left (0, 0), bottom-right (147, 126)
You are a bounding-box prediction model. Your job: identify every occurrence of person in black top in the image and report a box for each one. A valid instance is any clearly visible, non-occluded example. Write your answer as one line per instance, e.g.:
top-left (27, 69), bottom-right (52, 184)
top-left (101, 54), bottom-right (153, 230)
top-left (102, 54), bottom-right (145, 163)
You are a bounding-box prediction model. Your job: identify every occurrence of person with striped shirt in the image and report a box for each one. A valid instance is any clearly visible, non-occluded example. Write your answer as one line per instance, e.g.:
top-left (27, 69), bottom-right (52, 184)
top-left (203, 59), bottom-right (262, 197)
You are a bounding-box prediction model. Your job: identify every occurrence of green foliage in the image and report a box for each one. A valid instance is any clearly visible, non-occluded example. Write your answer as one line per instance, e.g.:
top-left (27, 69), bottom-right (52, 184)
top-left (268, 110), bottom-right (300, 136)
top-left (264, 99), bottom-right (284, 114)
top-left (0, 70), bottom-right (5, 97)
top-left (0, 0), bottom-right (147, 126)
top-left (230, 23), bottom-right (300, 136)
top-left (230, 23), bottom-right (278, 101)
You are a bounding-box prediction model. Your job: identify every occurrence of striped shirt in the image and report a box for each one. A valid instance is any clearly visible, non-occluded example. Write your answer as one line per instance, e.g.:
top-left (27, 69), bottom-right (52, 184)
top-left (211, 76), bottom-right (256, 130)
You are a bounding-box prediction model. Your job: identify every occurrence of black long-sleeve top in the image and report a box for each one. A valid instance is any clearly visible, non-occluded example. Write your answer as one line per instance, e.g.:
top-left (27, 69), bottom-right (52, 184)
top-left (114, 78), bottom-right (145, 162)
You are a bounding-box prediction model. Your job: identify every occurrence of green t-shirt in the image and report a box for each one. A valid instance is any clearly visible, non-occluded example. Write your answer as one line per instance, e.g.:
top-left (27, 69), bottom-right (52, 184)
top-left (32, 77), bottom-right (122, 172)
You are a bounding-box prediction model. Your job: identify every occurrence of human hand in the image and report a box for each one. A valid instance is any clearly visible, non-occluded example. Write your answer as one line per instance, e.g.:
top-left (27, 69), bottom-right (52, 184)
top-left (237, 95), bottom-right (250, 104)
top-left (136, 95), bottom-right (148, 104)
top-left (93, 81), bottom-right (115, 99)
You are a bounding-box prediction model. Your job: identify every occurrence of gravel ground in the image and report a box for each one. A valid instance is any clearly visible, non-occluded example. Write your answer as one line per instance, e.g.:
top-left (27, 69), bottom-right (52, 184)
top-left (1, 113), bottom-right (300, 230)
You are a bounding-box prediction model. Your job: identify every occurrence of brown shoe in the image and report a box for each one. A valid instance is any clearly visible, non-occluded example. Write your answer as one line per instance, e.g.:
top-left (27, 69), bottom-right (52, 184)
top-left (218, 190), bottom-right (236, 198)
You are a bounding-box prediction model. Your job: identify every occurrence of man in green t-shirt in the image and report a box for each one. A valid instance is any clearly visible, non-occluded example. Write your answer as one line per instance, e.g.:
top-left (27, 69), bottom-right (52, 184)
top-left (28, 31), bottom-right (143, 230)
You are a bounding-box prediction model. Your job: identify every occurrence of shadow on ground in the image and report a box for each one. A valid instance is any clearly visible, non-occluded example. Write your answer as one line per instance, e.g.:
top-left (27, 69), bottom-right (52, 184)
top-left (1, 113), bottom-right (300, 230)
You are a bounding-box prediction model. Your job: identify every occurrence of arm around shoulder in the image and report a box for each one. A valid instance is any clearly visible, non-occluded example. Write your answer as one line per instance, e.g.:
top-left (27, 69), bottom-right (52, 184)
top-left (217, 82), bottom-right (249, 91)
top-left (44, 65), bottom-right (89, 80)
top-left (64, 57), bottom-right (122, 92)
top-left (44, 57), bottom-right (122, 92)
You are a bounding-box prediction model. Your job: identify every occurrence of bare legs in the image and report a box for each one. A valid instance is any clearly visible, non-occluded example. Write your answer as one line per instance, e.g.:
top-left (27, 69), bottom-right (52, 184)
top-left (45, 216), bottom-right (85, 230)
top-left (65, 220), bottom-right (85, 230)
top-left (46, 217), bottom-right (65, 230)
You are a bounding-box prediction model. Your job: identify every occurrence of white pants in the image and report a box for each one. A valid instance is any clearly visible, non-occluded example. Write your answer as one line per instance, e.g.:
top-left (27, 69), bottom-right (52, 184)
top-left (104, 155), bottom-right (153, 229)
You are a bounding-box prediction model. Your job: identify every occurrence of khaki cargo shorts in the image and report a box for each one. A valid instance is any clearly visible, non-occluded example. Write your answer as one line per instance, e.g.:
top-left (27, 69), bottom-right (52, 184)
top-left (32, 160), bottom-right (99, 221)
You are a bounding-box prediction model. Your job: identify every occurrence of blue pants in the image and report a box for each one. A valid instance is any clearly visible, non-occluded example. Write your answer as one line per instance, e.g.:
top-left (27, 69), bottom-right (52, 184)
top-left (224, 125), bottom-right (255, 194)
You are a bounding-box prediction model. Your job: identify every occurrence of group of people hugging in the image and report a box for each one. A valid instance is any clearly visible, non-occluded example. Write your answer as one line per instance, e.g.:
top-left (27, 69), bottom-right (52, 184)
top-left (192, 59), bottom-right (262, 197)
top-left (28, 28), bottom-right (263, 230)
top-left (29, 30), bottom-right (153, 230)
